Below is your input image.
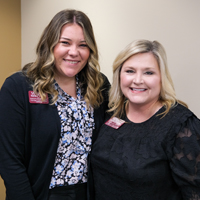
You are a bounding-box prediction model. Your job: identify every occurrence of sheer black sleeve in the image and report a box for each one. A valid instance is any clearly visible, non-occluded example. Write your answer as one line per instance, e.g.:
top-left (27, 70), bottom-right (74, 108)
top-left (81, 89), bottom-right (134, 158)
top-left (170, 115), bottom-right (200, 200)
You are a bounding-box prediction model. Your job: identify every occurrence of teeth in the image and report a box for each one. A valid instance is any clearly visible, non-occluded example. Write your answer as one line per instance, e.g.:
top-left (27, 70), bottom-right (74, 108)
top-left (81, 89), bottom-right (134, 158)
top-left (66, 60), bottom-right (78, 64)
top-left (132, 88), bottom-right (145, 91)
top-left (68, 61), bottom-right (78, 64)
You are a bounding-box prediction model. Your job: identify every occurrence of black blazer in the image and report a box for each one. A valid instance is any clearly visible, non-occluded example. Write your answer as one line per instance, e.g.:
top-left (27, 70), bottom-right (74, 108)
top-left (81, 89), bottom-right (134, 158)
top-left (0, 71), bottom-right (110, 200)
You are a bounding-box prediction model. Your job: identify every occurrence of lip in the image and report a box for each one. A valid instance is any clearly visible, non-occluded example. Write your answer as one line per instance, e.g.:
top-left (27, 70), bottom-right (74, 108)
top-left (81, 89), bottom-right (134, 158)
top-left (63, 59), bottom-right (80, 64)
top-left (130, 87), bottom-right (147, 93)
top-left (130, 88), bottom-right (147, 91)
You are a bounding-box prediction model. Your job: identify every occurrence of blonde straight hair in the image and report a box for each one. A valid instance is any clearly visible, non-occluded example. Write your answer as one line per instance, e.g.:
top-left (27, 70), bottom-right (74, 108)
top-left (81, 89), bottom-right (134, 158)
top-left (109, 39), bottom-right (187, 118)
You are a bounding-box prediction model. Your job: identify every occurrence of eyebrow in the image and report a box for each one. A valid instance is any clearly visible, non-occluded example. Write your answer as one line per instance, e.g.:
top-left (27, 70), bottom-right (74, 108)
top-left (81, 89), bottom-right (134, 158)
top-left (60, 37), bottom-right (87, 43)
top-left (124, 65), bottom-right (154, 69)
top-left (124, 66), bottom-right (158, 71)
top-left (143, 67), bottom-right (156, 70)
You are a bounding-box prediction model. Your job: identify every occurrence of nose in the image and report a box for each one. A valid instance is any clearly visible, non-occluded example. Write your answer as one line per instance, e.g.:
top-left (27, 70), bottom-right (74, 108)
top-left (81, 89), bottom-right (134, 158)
top-left (68, 45), bottom-right (78, 57)
top-left (133, 73), bottom-right (143, 84)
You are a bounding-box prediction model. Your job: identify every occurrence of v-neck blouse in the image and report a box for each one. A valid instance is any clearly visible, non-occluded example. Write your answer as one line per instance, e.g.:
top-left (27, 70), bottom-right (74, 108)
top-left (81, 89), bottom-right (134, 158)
top-left (50, 78), bottom-right (94, 188)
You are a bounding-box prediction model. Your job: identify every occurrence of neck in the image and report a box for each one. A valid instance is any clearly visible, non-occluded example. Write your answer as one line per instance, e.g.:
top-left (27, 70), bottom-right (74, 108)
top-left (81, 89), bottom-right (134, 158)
top-left (55, 75), bottom-right (77, 98)
top-left (126, 101), bottom-right (162, 123)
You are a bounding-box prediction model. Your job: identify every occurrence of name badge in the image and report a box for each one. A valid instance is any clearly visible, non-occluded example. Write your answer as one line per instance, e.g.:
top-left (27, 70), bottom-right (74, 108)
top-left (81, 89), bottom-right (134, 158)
top-left (105, 117), bottom-right (125, 129)
top-left (28, 91), bottom-right (49, 104)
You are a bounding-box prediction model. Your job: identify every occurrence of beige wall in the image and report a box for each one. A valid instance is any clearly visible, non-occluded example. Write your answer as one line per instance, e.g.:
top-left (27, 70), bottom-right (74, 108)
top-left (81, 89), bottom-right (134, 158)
top-left (0, 0), bottom-right (21, 198)
top-left (0, 0), bottom-right (21, 87)
top-left (0, 0), bottom-right (198, 198)
top-left (21, 0), bottom-right (200, 117)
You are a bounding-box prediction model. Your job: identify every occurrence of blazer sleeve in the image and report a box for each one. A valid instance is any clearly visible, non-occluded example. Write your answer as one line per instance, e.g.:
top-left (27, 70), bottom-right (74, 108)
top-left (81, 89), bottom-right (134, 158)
top-left (87, 73), bottom-right (110, 200)
top-left (0, 75), bottom-right (35, 200)
top-left (92, 73), bottom-right (110, 143)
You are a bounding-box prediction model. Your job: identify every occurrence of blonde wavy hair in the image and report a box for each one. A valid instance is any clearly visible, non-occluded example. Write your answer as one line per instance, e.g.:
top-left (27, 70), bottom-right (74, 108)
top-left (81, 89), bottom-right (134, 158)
top-left (22, 9), bottom-right (103, 107)
top-left (109, 39), bottom-right (187, 118)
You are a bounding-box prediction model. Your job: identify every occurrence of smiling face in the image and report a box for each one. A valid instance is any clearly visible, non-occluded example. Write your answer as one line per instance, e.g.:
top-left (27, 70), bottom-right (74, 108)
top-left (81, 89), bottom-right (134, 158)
top-left (120, 52), bottom-right (161, 109)
top-left (53, 23), bottom-right (90, 83)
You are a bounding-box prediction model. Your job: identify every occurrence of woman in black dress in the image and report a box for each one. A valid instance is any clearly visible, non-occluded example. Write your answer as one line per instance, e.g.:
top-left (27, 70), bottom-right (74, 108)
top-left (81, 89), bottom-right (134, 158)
top-left (91, 39), bottom-right (200, 200)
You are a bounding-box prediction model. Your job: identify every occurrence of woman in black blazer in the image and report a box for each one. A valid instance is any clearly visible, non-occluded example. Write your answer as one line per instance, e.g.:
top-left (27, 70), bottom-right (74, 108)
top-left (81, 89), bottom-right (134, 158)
top-left (0, 9), bottom-right (110, 200)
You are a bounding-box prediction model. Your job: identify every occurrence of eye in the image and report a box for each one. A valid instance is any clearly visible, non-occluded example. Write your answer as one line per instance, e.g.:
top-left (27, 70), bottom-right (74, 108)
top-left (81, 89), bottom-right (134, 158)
top-left (126, 70), bottom-right (134, 73)
top-left (60, 41), bottom-right (69, 45)
top-left (145, 71), bottom-right (154, 75)
top-left (80, 44), bottom-right (88, 48)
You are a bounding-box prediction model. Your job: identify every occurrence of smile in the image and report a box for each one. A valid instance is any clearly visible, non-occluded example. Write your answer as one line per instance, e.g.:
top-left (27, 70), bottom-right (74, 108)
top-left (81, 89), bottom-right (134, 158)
top-left (64, 59), bottom-right (79, 64)
top-left (131, 88), bottom-right (146, 91)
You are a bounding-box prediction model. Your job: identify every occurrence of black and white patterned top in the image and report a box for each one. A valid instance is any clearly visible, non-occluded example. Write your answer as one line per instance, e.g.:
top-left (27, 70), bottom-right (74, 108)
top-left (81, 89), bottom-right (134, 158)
top-left (49, 77), bottom-right (94, 189)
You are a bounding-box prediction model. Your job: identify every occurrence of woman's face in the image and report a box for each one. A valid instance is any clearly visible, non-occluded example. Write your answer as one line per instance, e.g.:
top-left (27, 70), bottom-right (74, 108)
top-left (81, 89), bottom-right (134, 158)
top-left (120, 52), bottom-right (161, 109)
top-left (53, 23), bottom-right (90, 82)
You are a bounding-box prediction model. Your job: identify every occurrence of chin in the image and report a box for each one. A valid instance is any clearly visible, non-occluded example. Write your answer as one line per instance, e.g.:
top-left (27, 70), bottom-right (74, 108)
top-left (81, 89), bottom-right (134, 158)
top-left (63, 72), bottom-right (78, 78)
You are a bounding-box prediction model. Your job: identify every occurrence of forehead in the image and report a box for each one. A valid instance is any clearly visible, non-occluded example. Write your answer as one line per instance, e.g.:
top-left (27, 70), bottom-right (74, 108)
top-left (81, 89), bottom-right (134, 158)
top-left (123, 52), bottom-right (159, 69)
top-left (60, 23), bottom-right (84, 37)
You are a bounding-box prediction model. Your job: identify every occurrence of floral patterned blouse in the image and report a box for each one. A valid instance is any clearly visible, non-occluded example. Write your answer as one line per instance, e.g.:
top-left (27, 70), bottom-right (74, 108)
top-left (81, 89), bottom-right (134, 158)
top-left (49, 77), bottom-right (94, 189)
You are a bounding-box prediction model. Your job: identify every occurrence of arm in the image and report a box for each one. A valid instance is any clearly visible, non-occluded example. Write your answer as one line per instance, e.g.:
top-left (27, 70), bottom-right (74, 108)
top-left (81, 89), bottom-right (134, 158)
top-left (87, 73), bottom-right (110, 200)
top-left (0, 75), bottom-right (35, 200)
top-left (170, 115), bottom-right (200, 200)
top-left (101, 73), bottom-right (111, 102)
top-left (92, 73), bottom-right (110, 143)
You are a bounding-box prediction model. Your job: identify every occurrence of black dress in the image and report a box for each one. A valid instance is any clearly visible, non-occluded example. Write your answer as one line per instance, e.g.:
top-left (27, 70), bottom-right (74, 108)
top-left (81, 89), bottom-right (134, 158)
top-left (91, 104), bottom-right (200, 200)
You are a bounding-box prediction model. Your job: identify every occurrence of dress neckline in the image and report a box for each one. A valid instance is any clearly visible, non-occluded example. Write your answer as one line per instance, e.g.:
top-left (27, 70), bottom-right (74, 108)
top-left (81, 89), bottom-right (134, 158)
top-left (124, 106), bottom-right (165, 125)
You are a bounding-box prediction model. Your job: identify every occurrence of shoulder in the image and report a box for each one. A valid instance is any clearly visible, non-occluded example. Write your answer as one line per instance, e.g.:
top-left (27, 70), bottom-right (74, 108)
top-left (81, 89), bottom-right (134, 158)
top-left (156, 103), bottom-right (197, 134)
top-left (6, 71), bottom-right (25, 80)
top-left (168, 103), bottom-right (195, 120)
top-left (0, 71), bottom-right (32, 101)
top-left (100, 73), bottom-right (110, 99)
top-left (100, 72), bottom-right (109, 82)
top-left (2, 71), bottom-right (31, 89)
top-left (163, 103), bottom-right (200, 137)
top-left (100, 73), bottom-right (110, 88)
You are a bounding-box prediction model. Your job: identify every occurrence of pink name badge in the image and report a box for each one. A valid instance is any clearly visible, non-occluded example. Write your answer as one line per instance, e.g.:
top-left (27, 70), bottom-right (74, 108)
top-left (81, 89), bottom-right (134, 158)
top-left (28, 91), bottom-right (49, 104)
top-left (105, 117), bottom-right (125, 129)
